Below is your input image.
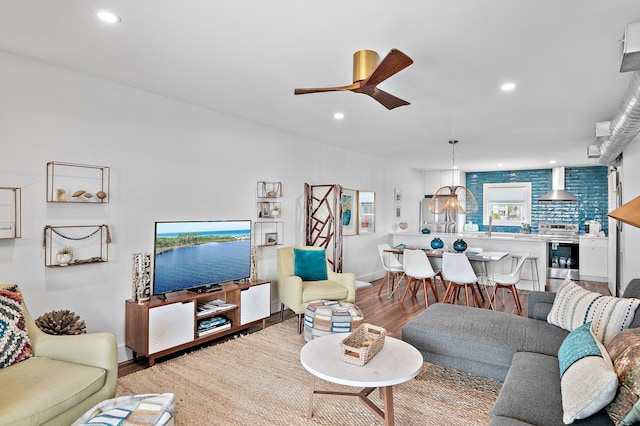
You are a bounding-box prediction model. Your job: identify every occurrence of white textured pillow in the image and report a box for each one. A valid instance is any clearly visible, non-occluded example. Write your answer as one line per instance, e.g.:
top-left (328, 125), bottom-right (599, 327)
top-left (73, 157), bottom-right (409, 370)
top-left (560, 323), bottom-right (618, 424)
top-left (548, 280), bottom-right (640, 345)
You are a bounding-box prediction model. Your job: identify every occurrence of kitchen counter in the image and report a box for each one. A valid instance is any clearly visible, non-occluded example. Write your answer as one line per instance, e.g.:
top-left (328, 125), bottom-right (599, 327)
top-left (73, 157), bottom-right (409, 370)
top-left (458, 231), bottom-right (545, 241)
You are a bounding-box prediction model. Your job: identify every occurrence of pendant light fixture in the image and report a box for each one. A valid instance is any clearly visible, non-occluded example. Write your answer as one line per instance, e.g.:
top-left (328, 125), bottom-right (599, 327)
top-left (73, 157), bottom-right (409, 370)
top-left (429, 140), bottom-right (478, 215)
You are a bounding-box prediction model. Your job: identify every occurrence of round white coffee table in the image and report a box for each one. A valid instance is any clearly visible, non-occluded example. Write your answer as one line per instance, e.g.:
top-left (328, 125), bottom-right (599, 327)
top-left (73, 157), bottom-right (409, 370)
top-left (300, 333), bottom-right (423, 425)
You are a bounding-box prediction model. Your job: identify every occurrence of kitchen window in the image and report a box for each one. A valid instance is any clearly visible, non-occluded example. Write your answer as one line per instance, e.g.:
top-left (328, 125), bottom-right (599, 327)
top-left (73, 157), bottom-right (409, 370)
top-left (483, 182), bottom-right (531, 226)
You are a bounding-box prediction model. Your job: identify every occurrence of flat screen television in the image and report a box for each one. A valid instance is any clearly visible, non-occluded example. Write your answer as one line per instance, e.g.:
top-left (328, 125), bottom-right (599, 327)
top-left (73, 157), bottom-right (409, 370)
top-left (152, 220), bottom-right (252, 296)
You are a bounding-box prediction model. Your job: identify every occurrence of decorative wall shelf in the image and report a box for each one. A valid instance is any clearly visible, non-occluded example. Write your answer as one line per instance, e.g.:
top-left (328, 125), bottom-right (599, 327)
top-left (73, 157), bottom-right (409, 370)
top-left (43, 224), bottom-right (111, 267)
top-left (257, 181), bottom-right (282, 198)
top-left (254, 221), bottom-right (284, 246)
top-left (0, 187), bottom-right (21, 239)
top-left (47, 162), bottom-right (110, 203)
top-left (256, 181), bottom-right (283, 244)
top-left (257, 201), bottom-right (281, 218)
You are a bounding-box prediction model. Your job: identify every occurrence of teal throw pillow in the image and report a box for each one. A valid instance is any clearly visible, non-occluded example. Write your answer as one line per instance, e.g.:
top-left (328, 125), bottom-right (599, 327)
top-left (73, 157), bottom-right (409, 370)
top-left (558, 322), bottom-right (618, 423)
top-left (293, 249), bottom-right (328, 281)
top-left (558, 322), bottom-right (602, 376)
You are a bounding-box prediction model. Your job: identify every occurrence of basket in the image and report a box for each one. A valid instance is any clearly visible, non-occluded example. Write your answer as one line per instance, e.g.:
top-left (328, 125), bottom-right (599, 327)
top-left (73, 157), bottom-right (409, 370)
top-left (340, 323), bottom-right (386, 366)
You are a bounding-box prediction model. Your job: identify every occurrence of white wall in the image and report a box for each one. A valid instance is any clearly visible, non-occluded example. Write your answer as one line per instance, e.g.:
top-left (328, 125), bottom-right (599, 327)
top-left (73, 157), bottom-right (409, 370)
top-left (0, 51), bottom-right (423, 361)
top-left (620, 134), bottom-right (640, 293)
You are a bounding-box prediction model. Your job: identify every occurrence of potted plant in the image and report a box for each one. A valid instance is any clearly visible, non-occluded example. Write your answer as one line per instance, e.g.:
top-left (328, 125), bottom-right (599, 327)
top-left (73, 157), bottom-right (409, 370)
top-left (56, 246), bottom-right (73, 266)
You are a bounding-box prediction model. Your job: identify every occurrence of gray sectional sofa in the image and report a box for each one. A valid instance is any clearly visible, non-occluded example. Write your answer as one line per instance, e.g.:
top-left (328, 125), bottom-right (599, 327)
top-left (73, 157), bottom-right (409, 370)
top-left (402, 279), bottom-right (640, 425)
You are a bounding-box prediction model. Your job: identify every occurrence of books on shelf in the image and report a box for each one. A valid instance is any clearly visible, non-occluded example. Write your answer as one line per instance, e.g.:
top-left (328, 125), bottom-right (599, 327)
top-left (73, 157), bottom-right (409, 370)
top-left (196, 299), bottom-right (237, 317)
top-left (197, 322), bottom-right (231, 337)
top-left (197, 315), bottom-right (231, 338)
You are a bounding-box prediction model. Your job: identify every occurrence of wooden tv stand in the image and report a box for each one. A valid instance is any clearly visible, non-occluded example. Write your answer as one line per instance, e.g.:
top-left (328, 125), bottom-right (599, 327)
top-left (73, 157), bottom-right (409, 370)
top-left (125, 280), bottom-right (270, 366)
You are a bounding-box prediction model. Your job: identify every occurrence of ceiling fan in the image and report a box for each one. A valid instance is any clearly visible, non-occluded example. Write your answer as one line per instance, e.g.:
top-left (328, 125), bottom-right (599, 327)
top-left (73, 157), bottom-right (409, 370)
top-left (294, 49), bottom-right (413, 110)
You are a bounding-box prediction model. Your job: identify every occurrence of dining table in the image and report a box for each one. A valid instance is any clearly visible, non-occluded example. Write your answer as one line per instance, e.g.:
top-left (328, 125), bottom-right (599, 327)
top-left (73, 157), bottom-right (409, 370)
top-left (385, 246), bottom-right (508, 261)
top-left (384, 246), bottom-right (510, 304)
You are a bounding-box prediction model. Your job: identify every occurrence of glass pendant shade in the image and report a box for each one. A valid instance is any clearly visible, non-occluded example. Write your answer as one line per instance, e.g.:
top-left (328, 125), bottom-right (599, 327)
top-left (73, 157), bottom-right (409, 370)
top-left (429, 185), bottom-right (478, 215)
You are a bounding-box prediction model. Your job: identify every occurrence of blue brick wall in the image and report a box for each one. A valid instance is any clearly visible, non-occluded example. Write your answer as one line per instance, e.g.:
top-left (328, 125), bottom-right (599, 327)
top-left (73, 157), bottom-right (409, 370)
top-left (465, 166), bottom-right (609, 235)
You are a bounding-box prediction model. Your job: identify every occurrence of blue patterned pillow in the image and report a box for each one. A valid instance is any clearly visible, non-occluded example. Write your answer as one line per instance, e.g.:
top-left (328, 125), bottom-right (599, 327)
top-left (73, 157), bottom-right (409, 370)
top-left (558, 322), bottom-right (618, 423)
top-left (293, 248), bottom-right (328, 281)
top-left (558, 322), bottom-right (602, 376)
top-left (0, 285), bottom-right (33, 368)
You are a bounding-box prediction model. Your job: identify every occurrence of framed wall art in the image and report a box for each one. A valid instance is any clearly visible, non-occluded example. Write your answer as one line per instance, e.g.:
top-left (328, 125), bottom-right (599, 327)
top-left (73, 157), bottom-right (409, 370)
top-left (265, 232), bottom-right (278, 246)
top-left (358, 191), bottom-right (375, 234)
top-left (394, 188), bottom-right (402, 205)
top-left (341, 188), bottom-right (358, 236)
top-left (0, 187), bottom-right (21, 239)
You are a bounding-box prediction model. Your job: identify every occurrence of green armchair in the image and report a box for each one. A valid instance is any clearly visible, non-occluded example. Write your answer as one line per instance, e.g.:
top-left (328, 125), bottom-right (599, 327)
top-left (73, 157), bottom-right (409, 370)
top-left (277, 246), bottom-right (356, 333)
top-left (0, 284), bottom-right (117, 426)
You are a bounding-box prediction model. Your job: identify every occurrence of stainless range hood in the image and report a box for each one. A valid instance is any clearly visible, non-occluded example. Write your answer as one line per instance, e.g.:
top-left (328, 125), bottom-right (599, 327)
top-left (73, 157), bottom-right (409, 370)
top-left (538, 167), bottom-right (577, 202)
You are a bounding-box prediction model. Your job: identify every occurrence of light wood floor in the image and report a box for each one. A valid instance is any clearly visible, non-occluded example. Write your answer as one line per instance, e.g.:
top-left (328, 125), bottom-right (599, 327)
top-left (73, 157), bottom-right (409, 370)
top-left (118, 277), bottom-right (608, 377)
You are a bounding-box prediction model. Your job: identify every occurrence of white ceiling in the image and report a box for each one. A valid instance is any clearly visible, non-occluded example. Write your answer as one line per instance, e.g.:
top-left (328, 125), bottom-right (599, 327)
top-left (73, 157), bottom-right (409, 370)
top-left (1, 1), bottom-right (639, 172)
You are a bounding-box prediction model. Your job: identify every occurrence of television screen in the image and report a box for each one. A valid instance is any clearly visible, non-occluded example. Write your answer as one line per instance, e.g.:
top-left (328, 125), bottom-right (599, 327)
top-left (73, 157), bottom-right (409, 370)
top-left (152, 220), bottom-right (252, 296)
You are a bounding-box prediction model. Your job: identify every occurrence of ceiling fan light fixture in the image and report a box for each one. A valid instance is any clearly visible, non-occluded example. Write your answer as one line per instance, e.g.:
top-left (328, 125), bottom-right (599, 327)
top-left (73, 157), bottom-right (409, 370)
top-left (293, 48), bottom-right (413, 110)
top-left (608, 195), bottom-right (640, 228)
top-left (353, 50), bottom-right (380, 82)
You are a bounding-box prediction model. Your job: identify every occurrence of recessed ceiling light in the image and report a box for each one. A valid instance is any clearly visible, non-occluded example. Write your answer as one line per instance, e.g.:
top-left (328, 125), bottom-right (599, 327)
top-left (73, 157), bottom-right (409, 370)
top-left (497, 163), bottom-right (504, 167)
top-left (549, 160), bottom-right (557, 164)
top-left (96, 10), bottom-right (121, 24)
top-left (334, 112), bottom-right (344, 120)
top-left (501, 82), bottom-right (516, 91)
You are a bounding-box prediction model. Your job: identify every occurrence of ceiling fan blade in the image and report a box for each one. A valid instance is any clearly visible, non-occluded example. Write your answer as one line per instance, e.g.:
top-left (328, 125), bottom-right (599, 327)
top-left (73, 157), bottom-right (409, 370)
top-left (364, 49), bottom-right (413, 87)
top-left (366, 87), bottom-right (410, 110)
top-left (294, 82), bottom-right (361, 95)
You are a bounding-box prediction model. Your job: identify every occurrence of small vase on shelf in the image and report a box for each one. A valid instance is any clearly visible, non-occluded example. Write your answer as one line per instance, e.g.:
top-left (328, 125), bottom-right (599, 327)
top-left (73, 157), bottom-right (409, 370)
top-left (430, 237), bottom-right (444, 250)
top-left (56, 247), bottom-right (74, 266)
top-left (453, 239), bottom-right (468, 252)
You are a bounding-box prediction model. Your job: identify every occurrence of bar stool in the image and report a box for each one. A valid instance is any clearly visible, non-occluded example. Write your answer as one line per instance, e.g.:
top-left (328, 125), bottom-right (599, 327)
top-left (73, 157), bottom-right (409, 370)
top-left (510, 254), bottom-right (541, 291)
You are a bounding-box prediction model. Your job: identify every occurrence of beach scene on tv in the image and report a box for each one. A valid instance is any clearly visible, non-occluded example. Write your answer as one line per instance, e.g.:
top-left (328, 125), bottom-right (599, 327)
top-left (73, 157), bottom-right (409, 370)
top-left (153, 220), bottom-right (251, 295)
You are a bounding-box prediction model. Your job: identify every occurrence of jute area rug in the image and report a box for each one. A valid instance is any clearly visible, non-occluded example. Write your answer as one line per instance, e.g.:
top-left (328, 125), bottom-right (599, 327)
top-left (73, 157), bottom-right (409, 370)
top-left (117, 318), bottom-right (501, 425)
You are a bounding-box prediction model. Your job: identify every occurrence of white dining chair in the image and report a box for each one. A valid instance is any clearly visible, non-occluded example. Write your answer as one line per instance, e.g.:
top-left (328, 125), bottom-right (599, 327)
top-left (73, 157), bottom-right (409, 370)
top-left (377, 243), bottom-right (405, 299)
top-left (401, 249), bottom-right (440, 307)
top-left (442, 252), bottom-right (482, 308)
top-left (487, 253), bottom-right (529, 316)
top-left (467, 247), bottom-right (489, 303)
top-left (467, 247), bottom-right (486, 283)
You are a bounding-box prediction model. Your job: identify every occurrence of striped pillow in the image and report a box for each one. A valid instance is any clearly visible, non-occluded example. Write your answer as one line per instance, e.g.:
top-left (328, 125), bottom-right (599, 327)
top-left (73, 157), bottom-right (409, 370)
top-left (548, 280), bottom-right (640, 345)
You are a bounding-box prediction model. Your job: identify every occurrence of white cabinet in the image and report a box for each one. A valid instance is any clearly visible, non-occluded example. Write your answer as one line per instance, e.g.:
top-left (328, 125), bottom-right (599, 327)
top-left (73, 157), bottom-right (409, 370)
top-left (148, 301), bottom-right (195, 354)
top-left (240, 282), bottom-right (271, 325)
top-left (579, 237), bottom-right (608, 282)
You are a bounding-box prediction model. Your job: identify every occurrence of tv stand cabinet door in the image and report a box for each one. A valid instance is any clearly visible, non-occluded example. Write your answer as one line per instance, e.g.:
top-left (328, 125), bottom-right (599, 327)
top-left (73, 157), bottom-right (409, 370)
top-left (240, 282), bottom-right (271, 325)
top-left (149, 301), bottom-right (195, 354)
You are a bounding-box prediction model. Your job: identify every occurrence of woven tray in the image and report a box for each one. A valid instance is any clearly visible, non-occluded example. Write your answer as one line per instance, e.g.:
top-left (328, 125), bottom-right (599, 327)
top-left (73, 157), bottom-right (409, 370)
top-left (340, 323), bottom-right (386, 366)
